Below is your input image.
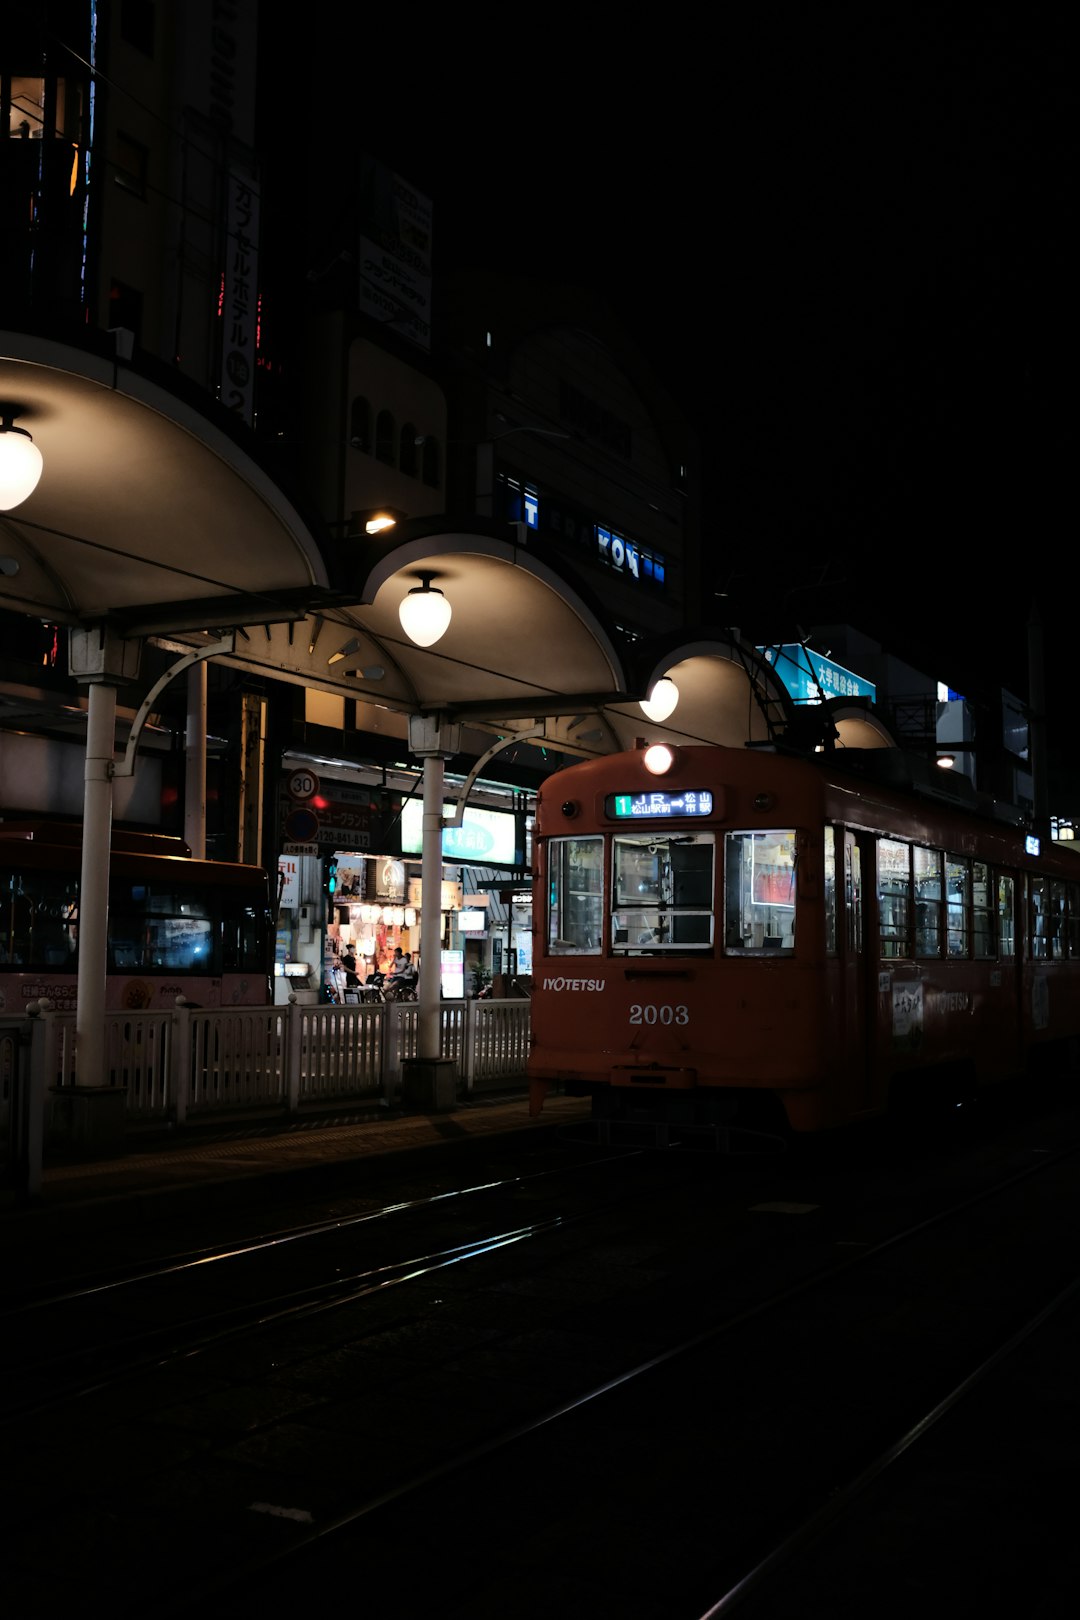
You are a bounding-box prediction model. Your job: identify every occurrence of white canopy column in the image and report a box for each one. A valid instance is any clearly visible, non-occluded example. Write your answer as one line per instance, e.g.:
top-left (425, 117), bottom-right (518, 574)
top-left (61, 627), bottom-right (143, 1150)
top-left (401, 714), bottom-right (461, 1109)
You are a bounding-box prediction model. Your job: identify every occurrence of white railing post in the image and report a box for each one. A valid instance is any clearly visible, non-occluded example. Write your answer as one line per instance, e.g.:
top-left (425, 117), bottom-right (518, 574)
top-left (40, 1002), bottom-right (61, 1096)
top-left (286, 997), bottom-right (303, 1113)
top-left (463, 1000), bottom-right (479, 1096)
top-left (171, 1001), bottom-right (191, 1126)
top-left (381, 1002), bottom-right (398, 1108)
top-left (19, 1011), bottom-right (47, 1200)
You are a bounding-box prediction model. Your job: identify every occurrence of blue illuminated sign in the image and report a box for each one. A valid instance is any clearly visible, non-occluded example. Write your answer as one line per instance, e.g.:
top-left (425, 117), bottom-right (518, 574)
top-left (524, 486), bottom-right (667, 591)
top-left (1025, 834), bottom-right (1041, 856)
top-left (596, 526), bottom-right (665, 587)
top-left (608, 791), bottom-right (714, 819)
top-left (759, 644), bottom-right (876, 705)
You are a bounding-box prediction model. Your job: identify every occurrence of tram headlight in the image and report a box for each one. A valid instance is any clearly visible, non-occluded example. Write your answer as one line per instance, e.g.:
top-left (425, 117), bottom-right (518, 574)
top-left (643, 743), bottom-right (676, 776)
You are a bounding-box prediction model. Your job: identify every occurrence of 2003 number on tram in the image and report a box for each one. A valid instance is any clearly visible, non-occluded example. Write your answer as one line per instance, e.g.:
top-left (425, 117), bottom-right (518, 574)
top-left (629, 1004), bottom-right (690, 1025)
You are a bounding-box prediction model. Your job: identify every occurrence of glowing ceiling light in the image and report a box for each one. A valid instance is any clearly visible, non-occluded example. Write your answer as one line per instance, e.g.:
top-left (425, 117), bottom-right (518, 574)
top-left (0, 415), bottom-right (44, 510)
top-left (639, 677), bottom-right (679, 722)
top-left (399, 573), bottom-right (452, 647)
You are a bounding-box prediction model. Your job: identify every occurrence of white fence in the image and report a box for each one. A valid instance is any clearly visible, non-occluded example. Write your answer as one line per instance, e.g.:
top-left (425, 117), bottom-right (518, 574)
top-left (1, 998), bottom-right (531, 1159)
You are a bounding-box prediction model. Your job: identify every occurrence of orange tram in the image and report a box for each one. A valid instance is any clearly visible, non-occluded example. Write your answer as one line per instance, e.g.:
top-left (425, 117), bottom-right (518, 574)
top-left (526, 740), bottom-right (1080, 1142)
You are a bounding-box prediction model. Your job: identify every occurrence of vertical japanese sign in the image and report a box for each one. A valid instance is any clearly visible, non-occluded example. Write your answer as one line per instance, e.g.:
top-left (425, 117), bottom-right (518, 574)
top-left (357, 157), bottom-right (433, 351)
top-left (221, 168), bottom-right (260, 423)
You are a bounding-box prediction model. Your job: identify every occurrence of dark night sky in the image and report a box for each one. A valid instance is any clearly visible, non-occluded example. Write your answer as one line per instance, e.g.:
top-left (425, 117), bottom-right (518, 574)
top-left (281, 11), bottom-right (1073, 750)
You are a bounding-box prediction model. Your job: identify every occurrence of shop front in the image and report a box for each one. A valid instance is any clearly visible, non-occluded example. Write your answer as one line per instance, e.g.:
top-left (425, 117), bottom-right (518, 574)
top-left (324, 857), bottom-right (458, 1002)
top-left (273, 767), bottom-right (400, 1003)
top-left (395, 791), bottom-right (532, 1000)
top-left (273, 759), bottom-right (533, 1005)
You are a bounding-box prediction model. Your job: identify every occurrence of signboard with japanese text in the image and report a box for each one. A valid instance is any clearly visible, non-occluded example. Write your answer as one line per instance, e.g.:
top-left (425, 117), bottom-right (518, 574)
top-left (357, 157), bottom-right (432, 351)
top-left (277, 780), bottom-right (399, 854)
top-left (277, 854), bottom-right (301, 907)
top-left (758, 644), bottom-right (876, 705)
top-left (220, 169), bottom-right (260, 422)
top-left (399, 799), bottom-right (520, 866)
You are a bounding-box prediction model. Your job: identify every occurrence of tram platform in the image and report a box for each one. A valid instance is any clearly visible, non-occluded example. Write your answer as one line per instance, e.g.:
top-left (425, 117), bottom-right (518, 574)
top-left (0, 1086), bottom-right (591, 1231)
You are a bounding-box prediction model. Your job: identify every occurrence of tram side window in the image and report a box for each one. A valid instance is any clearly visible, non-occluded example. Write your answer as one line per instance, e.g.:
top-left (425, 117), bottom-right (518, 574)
top-left (1050, 880), bottom-right (1066, 960)
top-left (877, 838), bottom-right (911, 959)
top-left (547, 836), bottom-right (602, 955)
top-left (914, 846), bottom-right (942, 957)
top-left (824, 827), bottom-right (836, 955)
top-left (724, 830), bottom-right (796, 953)
top-left (946, 855), bottom-right (971, 957)
top-left (1030, 876), bottom-right (1052, 960)
top-left (1069, 884), bottom-right (1080, 960)
top-left (1029, 875), bottom-right (1062, 960)
top-left (972, 862), bottom-right (994, 958)
top-left (846, 836), bottom-right (862, 954)
top-left (998, 875), bottom-right (1015, 957)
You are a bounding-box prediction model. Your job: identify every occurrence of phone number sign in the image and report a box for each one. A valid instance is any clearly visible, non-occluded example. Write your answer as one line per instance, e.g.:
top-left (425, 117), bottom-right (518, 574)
top-left (278, 781), bottom-right (398, 853)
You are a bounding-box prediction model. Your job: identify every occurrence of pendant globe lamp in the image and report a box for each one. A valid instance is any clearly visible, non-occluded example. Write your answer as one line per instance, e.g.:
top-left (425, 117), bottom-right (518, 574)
top-left (399, 572), bottom-right (452, 647)
top-left (639, 676), bottom-right (679, 723)
top-left (0, 413), bottom-right (44, 510)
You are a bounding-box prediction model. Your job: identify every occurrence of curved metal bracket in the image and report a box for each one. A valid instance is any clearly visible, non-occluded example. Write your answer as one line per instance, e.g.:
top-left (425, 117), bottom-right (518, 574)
top-left (114, 634), bottom-right (235, 778)
top-left (443, 724), bottom-right (543, 828)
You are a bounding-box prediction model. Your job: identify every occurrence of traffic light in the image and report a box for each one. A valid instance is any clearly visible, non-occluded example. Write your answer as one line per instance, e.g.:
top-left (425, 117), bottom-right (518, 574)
top-left (326, 856), bottom-right (338, 898)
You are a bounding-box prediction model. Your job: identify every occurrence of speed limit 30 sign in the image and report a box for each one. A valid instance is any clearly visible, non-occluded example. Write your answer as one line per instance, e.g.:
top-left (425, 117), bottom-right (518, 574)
top-left (288, 769), bottom-right (320, 801)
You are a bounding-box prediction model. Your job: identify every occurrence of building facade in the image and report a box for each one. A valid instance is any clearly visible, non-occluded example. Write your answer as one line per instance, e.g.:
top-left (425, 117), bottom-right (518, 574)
top-left (0, 2), bottom-right (706, 1003)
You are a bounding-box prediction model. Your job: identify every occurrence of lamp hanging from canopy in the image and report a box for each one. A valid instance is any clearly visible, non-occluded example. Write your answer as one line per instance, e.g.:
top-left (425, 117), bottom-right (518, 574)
top-left (0, 414), bottom-right (43, 510)
top-left (639, 676), bottom-right (679, 723)
top-left (399, 573), bottom-right (452, 647)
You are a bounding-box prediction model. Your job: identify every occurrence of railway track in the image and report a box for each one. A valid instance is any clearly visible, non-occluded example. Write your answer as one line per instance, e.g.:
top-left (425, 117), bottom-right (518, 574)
top-left (4, 1101), bottom-right (1079, 1618)
top-left (0, 1144), bottom-right (667, 1421)
top-left (700, 1275), bottom-right (1080, 1618)
top-left (180, 1126), bottom-right (1080, 1619)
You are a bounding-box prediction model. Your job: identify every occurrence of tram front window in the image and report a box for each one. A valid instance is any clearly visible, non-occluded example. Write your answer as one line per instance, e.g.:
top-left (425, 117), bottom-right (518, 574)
top-left (611, 832), bottom-right (714, 954)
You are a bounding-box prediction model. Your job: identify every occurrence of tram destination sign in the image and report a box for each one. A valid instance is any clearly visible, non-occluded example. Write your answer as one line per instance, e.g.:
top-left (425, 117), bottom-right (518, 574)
top-left (608, 790), bottom-right (714, 819)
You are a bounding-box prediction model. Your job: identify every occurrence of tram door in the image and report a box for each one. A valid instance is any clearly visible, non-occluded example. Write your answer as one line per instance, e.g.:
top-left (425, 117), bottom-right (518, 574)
top-left (841, 831), bottom-right (876, 1114)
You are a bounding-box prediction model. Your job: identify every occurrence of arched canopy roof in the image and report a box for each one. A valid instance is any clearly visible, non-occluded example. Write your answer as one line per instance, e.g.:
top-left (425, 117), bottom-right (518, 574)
top-left (0, 331), bottom-right (330, 630)
top-left (1, 331), bottom-right (893, 761)
top-left (187, 517), bottom-right (800, 757)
